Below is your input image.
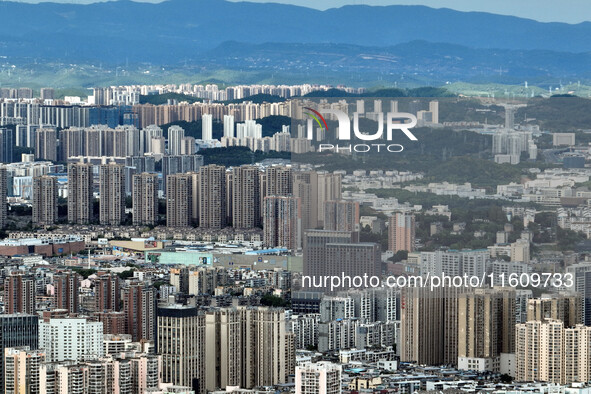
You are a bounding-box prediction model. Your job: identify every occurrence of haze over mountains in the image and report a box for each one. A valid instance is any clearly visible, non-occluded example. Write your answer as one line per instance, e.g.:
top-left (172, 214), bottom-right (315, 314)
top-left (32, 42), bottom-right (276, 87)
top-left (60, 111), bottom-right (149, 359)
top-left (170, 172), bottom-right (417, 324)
top-left (1, 0), bottom-right (591, 82)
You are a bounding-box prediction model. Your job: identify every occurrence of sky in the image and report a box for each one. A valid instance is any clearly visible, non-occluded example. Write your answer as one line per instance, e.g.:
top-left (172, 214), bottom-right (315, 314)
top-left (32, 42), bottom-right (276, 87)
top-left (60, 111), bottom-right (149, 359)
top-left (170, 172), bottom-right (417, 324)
top-left (13, 0), bottom-right (591, 24)
top-left (229, 0), bottom-right (591, 23)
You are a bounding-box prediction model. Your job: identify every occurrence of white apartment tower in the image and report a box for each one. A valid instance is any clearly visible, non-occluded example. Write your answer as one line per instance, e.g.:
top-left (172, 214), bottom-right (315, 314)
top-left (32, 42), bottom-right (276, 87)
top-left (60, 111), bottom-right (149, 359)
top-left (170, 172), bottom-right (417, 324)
top-left (295, 362), bottom-right (342, 394)
top-left (202, 114), bottom-right (213, 141)
top-left (38, 318), bottom-right (104, 363)
top-left (223, 115), bottom-right (235, 138)
top-left (167, 125), bottom-right (185, 155)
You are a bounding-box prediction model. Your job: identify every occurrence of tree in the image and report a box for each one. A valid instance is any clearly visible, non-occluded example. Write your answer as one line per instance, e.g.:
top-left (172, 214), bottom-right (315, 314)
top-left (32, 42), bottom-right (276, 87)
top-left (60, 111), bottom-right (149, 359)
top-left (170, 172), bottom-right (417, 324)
top-left (71, 268), bottom-right (97, 279)
top-left (260, 293), bottom-right (289, 307)
top-left (388, 250), bottom-right (408, 263)
top-left (116, 269), bottom-right (135, 279)
top-left (499, 374), bottom-right (513, 383)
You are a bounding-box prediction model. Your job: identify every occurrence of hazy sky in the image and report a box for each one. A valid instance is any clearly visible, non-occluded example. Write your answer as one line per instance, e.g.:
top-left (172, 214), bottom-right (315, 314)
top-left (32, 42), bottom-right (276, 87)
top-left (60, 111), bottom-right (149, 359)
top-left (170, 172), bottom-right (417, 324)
top-left (17, 0), bottom-right (591, 24)
top-left (232, 0), bottom-right (591, 23)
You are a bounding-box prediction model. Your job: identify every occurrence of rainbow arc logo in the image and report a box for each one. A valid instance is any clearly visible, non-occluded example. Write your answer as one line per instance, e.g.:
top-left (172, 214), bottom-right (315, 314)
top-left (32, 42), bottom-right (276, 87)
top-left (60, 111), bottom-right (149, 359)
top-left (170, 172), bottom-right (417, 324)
top-left (304, 107), bottom-right (329, 132)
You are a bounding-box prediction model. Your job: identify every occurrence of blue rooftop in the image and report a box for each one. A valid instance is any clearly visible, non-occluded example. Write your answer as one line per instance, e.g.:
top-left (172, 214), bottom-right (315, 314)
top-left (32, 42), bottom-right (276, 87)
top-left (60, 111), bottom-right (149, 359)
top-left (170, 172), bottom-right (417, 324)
top-left (245, 248), bottom-right (288, 255)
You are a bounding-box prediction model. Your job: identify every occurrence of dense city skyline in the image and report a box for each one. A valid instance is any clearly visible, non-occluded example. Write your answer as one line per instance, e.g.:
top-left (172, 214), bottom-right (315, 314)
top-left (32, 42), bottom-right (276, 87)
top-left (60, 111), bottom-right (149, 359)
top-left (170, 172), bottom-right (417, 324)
top-left (0, 0), bottom-right (590, 393)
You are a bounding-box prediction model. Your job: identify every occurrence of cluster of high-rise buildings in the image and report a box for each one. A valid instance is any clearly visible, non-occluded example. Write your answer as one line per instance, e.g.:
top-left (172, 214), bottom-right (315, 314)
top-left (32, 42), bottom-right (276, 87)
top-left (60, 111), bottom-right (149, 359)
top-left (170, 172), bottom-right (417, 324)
top-left (1, 122), bottom-right (292, 173)
top-left (4, 89), bottom-right (591, 394)
top-left (0, 261), bottom-right (303, 394)
top-left (0, 101), bottom-right (126, 129)
top-left (33, 124), bottom-right (197, 162)
top-left (491, 105), bottom-right (538, 164)
top-left (0, 96), bottom-right (291, 130)
top-left (91, 84), bottom-right (362, 105)
top-left (397, 284), bottom-right (591, 385)
top-left (1, 82), bottom-right (359, 126)
top-left (133, 101), bottom-right (291, 129)
top-left (23, 161), bottom-right (362, 253)
top-left (492, 128), bottom-right (538, 164)
top-left (0, 268), bottom-right (163, 393)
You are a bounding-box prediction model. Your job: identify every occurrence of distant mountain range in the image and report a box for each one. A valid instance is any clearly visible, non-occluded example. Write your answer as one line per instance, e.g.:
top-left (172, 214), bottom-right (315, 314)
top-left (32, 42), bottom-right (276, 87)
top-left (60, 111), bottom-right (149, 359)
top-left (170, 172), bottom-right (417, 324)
top-left (1, 0), bottom-right (591, 82)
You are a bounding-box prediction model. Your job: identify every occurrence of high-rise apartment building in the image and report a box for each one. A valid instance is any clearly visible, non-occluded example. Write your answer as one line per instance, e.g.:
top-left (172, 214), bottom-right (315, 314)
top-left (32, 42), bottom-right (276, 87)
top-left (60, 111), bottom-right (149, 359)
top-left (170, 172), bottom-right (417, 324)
top-left (231, 165), bottom-right (260, 228)
top-left (0, 166), bottom-right (6, 229)
top-left (317, 172), bottom-right (342, 226)
top-left (16, 88), bottom-right (32, 99)
top-left (32, 175), bottom-right (58, 225)
top-left (319, 296), bottom-right (355, 322)
top-left (204, 308), bottom-right (244, 391)
top-left (151, 136), bottom-right (165, 155)
top-left (38, 317), bottom-right (103, 363)
top-left (388, 212), bottom-right (415, 252)
top-left (526, 294), bottom-right (582, 327)
top-left (400, 285), bottom-right (466, 366)
top-left (170, 267), bottom-right (219, 296)
top-left (4, 347), bottom-right (45, 394)
top-left (323, 201), bottom-right (359, 232)
top-left (429, 100), bottom-right (439, 124)
top-left (293, 171), bottom-right (319, 232)
top-left (15, 125), bottom-right (27, 149)
top-left (59, 127), bottom-right (84, 160)
top-left (159, 306), bottom-right (293, 394)
top-left (130, 354), bottom-right (161, 393)
top-left (243, 307), bottom-right (294, 388)
top-left (141, 125), bottom-right (163, 154)
top-left (295, 362), bottom-right (342, 394)
top-left (157, 305), bottom-right (205, 393)
top-left (198, 165), bottom-right (226, 229)
top-left (0, 315), bottom-right (39, 393)
top-left (4, 273), bottom-right (35, 315)
top-left (46, 363), bottom-right (88, 394)
top-left (511, 238), bottom-right (530, 262)
top-left (53, 272), bottom-right (80, 315)
top-left (125, 156), bottom-right (156, 174)
top-left (202, 114), bottom-right (213, 141)
top-left (40, 87), bottom-right (54, 100)
top-left (302, 230), bottom-right (360, 289)
top-left (263, 195), bottom-right (301, 250)
top-left (169, 267), bottom-right (189, 294)
top-left (457, 289), bottom-right (516, 369)
top-left (122, 284), bottom-right (156, 342)
top-left (35, 128), bottom-right (57, 162)
top-left (67, 163), bottom-right (93, 224)
top-left (223, 115), bottom-right (234, 138)
top-left (317, 319), bottom-right (357, 352)
top-left (0, 128), bottom-right (14, 163)
top-left (289, 314), bottom-right (319, 350)
top-left (263, 165), bottom-right (292, 199)
top-left (132, 173), bottom-right (159, 226)
top-left (95, 274), bottom-right (121, 312)
top-left (85, 357), bottom-right (132, 394)
top-left (188, 267), bottom-right (218, 296)
top-left (181, 136), bottom-right (196, 155)
top-left (94, 311), bottom-right (125, 335)
top-left (567, 263), bottom-right (591, 325)
top-left (166, 173), bottom-right (193, 227)
top-left (515, 320), bottom-right (591, 384)
top-left (324, 243), bottom-right (381, 287)
top-left (293, 171), bottom-right (341, 231)
top-left (99, 161), bottom-right (125, 225)
top-left (419, 249), bottom-right (489, 278)
top-left (167, 125), bottom-right (185, 155)
top-left (83, 127), bottom-right (102, 156)
top-left (161, 154), bottom-right (203, 193)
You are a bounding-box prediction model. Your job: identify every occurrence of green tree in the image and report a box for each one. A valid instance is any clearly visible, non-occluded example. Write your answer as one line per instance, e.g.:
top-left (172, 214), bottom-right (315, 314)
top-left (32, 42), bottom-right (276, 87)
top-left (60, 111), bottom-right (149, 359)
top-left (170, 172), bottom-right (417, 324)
top-left (388, 250), bottom-right (408, 262)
